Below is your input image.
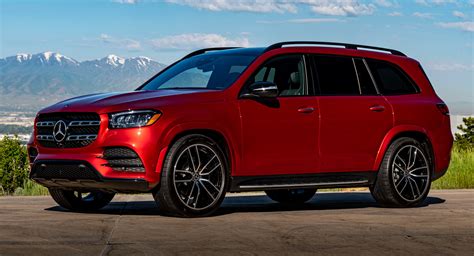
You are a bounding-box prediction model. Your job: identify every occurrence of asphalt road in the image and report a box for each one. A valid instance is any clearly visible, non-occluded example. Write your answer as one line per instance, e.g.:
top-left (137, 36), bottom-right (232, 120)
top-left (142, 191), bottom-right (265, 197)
top-left (0, 190), bottom-right (473, 256)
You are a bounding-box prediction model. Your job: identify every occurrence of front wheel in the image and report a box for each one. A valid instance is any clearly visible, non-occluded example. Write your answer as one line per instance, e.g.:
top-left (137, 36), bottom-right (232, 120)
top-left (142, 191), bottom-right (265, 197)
top-left (265, 188), bottom-right (316, 204)
top-left (155, 134), bottom-right (229, 217)
top-left (49, 189), bottom-right (115, 211)
top-left (371, 137), bottom-right (432, 207)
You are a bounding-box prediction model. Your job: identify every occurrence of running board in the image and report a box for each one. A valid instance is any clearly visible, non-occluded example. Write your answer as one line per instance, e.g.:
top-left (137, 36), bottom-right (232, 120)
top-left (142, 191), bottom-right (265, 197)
top-left (229, 172), bottom-right (376, 192)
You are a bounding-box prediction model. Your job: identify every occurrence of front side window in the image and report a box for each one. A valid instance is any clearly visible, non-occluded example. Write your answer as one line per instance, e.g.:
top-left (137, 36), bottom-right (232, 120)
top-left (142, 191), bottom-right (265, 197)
top-left (141, 53), bottom-right (257, 90)
top-left (366, 59), bottom-right (418, 95)
top-left (313, 55), bottom-right (360, 95)
top-left (245, 55), bottom-right (308, 96)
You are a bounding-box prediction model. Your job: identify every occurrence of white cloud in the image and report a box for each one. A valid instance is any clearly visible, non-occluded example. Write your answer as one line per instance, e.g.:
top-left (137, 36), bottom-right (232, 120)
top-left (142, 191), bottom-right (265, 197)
top-left (99, 34), bottom-right (141, 50)
top-left (374, 0), bottom-right (396, 7)
top-left (415, 0), bottom-right (458, 5)
top-left (453, 10), bottom-right (467, 19)
top-left (257, 18), bottom-right (344, 24)
top-left (111, 0), bottom-right (139, 4)
top-left (415, 0), bottom-right (429, 5)
top-left (427, 63), bottom-right (474, 71)
top-left (301, 0), bottom-right (376, 16)
top-left (413, 12), bottom-right (434, 19)
top-left (388, 11), bottom-right (403, 16)
top-left (150, 33), bottom-right (250, 50)
top-left (165, 0), bottom-right (376, 16)
top-left (437, 22), bottom-right (474, 32)
top-left (165, 0), bottom-right (297, 13)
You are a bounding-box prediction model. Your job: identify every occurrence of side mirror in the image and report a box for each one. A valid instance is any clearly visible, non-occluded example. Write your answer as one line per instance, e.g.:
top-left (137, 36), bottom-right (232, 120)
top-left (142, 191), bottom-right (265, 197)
top-left (242, 81), bottom-right (279, 98)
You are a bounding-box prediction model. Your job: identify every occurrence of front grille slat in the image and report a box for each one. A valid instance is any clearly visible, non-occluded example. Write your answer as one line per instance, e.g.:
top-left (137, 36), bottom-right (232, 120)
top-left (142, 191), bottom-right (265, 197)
top-left (36, 113), bottom-right (100, 148)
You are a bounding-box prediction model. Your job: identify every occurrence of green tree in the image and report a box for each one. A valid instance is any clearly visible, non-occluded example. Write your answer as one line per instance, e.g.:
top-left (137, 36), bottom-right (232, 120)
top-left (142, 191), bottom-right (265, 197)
top-left (454, 117), bottom-right (474, 150)
top-left (0, 136), bottom-right (29, 194)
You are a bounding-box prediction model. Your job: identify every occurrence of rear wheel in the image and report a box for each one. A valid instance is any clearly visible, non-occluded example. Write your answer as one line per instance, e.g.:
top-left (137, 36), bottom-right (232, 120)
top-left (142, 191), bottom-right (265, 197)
top-left (265, 188), bottom-right (316, 204)
top-left (155, 134), bottom-right (229, 217)
top-left (371, 137), bottom-right (431, 207)
top-left (48, 189), bottom-right (115, 211)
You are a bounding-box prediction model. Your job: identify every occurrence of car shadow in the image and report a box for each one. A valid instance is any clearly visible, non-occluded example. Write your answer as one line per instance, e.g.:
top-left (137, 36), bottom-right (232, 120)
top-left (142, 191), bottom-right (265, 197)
top-left (45, 192), bottom-right (446, 217)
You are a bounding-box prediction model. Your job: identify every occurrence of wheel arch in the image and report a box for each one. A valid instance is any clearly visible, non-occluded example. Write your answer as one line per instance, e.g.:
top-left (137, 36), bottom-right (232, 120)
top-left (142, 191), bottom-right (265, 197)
top-left (155, 124), bottom-right (237, 180)
top-left (374, 125), bottom-right (435, 175)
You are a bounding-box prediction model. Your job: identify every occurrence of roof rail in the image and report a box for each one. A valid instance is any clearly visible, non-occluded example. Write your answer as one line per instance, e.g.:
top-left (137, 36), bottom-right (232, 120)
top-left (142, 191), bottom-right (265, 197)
top-left (182, 47), bottom-right (241, 59)
top-left (265, 41), bottom-right (406, 57)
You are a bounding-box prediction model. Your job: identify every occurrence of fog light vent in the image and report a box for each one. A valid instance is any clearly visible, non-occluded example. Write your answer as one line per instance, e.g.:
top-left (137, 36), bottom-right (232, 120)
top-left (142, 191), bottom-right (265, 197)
top-left (102, 147), bottom-right (145, 172)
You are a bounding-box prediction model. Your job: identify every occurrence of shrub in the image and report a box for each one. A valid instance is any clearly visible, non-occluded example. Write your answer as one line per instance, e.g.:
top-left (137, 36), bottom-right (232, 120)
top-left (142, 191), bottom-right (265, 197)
top-left (454, 117), bottom-right (474, 150)
top-left (0, 136), bottom-right (29, 194)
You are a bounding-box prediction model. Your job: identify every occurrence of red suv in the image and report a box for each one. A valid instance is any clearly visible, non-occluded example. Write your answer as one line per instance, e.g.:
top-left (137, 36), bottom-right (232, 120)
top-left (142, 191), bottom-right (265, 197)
top-left (28, 42), bottom-right (453, 217)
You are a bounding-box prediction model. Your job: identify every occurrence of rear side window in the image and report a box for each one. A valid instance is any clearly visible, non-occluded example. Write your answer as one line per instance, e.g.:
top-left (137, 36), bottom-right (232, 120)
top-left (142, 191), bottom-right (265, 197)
top-left (313, 55), bottom-right (360, 95)
top-left (354, 59), bottom-right (378, 95)
top-left (366, 59), bottom-right (418, 95)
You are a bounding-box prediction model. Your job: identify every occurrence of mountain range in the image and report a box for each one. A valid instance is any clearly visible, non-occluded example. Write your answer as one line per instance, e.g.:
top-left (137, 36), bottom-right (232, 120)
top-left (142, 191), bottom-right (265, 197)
top-left (0, 52), bottom-right (166, 108)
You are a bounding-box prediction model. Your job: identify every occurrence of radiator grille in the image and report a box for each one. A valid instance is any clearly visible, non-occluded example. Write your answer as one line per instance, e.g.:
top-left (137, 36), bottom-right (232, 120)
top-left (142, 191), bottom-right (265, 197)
top-left (36, 113), bottom-right (100, 148)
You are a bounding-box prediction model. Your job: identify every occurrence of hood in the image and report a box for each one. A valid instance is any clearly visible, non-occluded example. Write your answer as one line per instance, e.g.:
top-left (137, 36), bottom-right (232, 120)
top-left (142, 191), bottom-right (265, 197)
top-left (39, 89), bottom-right (222, 114)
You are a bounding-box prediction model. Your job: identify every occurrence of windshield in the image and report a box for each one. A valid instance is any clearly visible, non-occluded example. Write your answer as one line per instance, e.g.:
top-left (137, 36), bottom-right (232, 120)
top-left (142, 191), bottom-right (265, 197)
top-left (140, 53), bottom-right (257, 91)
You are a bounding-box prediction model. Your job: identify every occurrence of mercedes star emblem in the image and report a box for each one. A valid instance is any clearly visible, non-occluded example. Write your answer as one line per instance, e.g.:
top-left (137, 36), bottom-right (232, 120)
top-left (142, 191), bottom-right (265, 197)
top-left (53, 120), bottom-right (67, 143)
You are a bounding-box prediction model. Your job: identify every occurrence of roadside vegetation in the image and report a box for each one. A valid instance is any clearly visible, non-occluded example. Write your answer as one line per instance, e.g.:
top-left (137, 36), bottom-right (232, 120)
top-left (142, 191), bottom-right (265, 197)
top-left (0, 117), bottom-right (473, 196)
top-left (432, 117), bottom-right (474, 189)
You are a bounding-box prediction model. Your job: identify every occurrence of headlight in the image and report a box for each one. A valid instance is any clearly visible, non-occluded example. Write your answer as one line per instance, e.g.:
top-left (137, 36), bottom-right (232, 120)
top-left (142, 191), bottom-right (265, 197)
top-left (109, 110), bottom-right (161, 129)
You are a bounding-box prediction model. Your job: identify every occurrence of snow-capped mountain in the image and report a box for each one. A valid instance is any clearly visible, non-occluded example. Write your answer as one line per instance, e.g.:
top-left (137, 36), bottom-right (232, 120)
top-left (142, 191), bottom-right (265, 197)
top-left (3, 52), bottom-right (80, 67)
top-left (82, 55), bottom-right (161, 72)
top-left (0, 52), bottom-right (166, 107)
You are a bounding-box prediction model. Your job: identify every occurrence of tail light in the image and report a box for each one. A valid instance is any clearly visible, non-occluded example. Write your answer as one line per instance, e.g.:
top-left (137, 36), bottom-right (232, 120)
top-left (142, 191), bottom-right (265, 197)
top-left (436, 103), bottom-right (450, 116)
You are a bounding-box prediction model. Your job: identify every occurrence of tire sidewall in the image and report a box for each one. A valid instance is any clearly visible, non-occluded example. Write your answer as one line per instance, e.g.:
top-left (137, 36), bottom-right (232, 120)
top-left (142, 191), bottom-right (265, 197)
top-left (386, 138), bottom-right (431, 206)
top-left (161, 135), bottom-right (229, 217)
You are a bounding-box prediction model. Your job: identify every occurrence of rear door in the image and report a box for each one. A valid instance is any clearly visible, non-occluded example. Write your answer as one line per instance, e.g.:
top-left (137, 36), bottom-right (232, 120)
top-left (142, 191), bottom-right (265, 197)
top-left (238, 54), bottom-right (320, 176)
top-left (311, 55), bottom-right (393, 172)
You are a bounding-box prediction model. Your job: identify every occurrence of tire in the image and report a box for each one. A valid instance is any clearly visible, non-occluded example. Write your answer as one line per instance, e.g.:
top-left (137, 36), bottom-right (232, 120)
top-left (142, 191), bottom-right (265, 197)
top-left (48, 189), bottom-right (115, 211)
top-left (155, 134), bottom-right (229, 217)
top-left (371, 137), bottom-right (432, 207)
top-left (265, 188), bottom-right (316, 204)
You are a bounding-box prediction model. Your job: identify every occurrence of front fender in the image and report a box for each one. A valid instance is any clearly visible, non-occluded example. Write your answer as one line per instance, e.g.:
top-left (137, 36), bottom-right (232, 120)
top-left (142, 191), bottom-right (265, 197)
top-left (153, 121), bottom-right (241, 178)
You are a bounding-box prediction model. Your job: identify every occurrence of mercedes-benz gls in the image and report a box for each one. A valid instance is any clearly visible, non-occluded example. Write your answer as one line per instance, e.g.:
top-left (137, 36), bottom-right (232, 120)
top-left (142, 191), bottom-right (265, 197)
top-left (28, 42), bottom-right (453, 217)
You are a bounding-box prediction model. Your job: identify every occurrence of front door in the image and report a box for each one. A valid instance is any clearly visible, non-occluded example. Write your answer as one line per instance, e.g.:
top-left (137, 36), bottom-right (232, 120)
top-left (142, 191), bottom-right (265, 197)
top-left (238, 54), bottom-right (319, 176)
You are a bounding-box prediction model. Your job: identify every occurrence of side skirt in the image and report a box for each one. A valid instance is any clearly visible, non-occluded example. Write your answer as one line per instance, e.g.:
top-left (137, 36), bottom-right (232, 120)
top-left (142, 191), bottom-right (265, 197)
top-left (229, 171), bottom-right (377, 192)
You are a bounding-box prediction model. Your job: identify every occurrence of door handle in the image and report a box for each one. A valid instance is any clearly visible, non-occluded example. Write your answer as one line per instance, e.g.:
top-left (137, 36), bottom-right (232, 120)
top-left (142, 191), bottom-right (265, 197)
top-left (369, 105), bottom-right (385, 112)
top-left (298, 107), bottom-right (315, 113)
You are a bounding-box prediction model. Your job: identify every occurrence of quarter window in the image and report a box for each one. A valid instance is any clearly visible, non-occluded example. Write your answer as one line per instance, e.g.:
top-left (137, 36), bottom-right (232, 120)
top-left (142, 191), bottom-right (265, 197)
top-left (366, 59), bottom-right (418, 95)
top-left (313, 56), bottom-right (360, 95)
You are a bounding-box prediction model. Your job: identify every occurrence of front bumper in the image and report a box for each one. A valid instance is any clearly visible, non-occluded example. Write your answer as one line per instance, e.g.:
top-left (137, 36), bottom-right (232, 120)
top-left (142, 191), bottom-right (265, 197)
top-left (28, 112), bottom-right (170, 186)
top-left (30, 160), bottom-right (151, 193)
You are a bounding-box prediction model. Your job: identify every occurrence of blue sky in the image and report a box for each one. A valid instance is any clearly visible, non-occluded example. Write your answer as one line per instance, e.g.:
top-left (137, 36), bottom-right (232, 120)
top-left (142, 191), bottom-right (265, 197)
top-left (0, 0), bottom-right (473, 112)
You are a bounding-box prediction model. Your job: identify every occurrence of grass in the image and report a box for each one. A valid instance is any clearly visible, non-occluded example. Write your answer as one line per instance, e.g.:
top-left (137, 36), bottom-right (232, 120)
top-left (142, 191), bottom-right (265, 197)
top-left (11, 179), bottom-right (49, 196)
top-left (432, 146), bottom-right (474, 189)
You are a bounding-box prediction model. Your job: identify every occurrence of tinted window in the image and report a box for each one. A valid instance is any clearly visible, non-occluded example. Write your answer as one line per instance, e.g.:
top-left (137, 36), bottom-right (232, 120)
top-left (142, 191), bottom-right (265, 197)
top-left (141, 54), bottom-right (256, 90)
top-left (247, 55), bottom-right (307, 96)
top-left (354, 59), bottom-right (377, 95)
top-left (366, 59), bottom-right (417, 95)
top-left (313, 56), bottom-right (360, 95)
